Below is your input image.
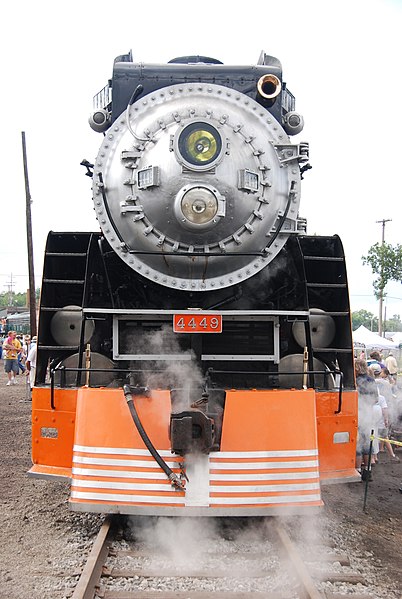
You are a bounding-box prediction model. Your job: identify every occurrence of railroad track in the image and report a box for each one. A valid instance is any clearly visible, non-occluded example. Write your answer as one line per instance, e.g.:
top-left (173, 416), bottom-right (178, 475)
top-left (71, 515), bottom-right (373, 599)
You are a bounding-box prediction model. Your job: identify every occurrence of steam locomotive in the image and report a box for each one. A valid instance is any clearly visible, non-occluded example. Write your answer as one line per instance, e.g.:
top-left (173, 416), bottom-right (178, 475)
top-left (29, 51), bottom-right (359, 515)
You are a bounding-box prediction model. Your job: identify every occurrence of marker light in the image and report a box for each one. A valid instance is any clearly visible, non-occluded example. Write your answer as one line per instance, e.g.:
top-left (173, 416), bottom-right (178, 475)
top-left (238, 169), bottom-right (259, 192)
top-left (137, 166), bottom-right (159, 189)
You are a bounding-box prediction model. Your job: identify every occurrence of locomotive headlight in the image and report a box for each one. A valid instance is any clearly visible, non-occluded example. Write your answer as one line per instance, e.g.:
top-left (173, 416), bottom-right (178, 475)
top-left (181, 187), bottom-right (218, 224)
top-left (187, 130), bottom-right (216, 162)
top-left (175, 184), bottom-right (226, 229)
top-left (176, 122), bottom-right (223, 170)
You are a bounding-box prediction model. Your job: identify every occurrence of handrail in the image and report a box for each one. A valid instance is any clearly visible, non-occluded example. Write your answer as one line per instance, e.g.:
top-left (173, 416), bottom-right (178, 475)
top-left (49, 365), bottom-right (344, 413)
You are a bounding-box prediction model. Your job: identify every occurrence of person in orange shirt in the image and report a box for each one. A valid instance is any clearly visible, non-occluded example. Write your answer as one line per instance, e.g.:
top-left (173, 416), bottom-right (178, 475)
top-left (3, 331), bottom-right (22, 385)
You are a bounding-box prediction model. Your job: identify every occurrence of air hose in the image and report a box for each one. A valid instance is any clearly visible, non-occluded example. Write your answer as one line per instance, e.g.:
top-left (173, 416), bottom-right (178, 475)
top-left (123, 385), bottom-right (185, 490)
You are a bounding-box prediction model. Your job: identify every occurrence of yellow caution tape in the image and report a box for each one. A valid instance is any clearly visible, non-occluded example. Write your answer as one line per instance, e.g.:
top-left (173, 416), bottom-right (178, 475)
top-left (371, 435), bottom-right (402, 447)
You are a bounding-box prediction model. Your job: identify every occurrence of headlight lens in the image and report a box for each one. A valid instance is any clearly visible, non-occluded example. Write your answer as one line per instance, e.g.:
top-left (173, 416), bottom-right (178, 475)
top-left (181, 187), bottom-right (218, 224)
top-left (178, 122), bottom-right (222, 168)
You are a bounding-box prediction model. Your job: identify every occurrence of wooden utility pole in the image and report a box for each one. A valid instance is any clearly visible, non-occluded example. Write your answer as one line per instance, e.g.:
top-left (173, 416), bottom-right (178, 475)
top-left (376, 218), bottom-right (392, 337)
top-left (21, 131), bottom-right (37, 336)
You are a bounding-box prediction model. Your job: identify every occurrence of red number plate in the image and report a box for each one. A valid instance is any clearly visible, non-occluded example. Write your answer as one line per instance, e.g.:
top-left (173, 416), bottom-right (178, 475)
top-left (173, 313), bottom-right (222, 333)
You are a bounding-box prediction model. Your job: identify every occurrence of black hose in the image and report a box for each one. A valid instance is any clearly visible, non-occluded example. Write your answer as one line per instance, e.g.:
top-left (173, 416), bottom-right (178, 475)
top-left (123, 385), bottom-right (185, 490)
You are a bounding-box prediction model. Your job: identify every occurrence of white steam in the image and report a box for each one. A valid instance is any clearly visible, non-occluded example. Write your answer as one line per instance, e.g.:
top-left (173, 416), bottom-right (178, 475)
top-left (124, 324), bottom-right (204, 406)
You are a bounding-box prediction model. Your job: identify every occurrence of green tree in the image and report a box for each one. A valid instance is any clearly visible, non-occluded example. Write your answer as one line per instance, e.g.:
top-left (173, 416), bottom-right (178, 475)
top-left (362, 242), bottom-right (402, 299)
top-left (0, 291), bottom-right (27, 307)
top-left (0, 288), bottom-right (40, 308)
top-left (352, 309), bottom-right (377, 331)
top-left (384, 314), bottom-right (402, 333)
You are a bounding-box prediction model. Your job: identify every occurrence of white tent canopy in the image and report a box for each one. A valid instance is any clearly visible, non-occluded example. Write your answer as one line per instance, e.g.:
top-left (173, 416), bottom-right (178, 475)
top-left (389, 332), bottom-right (402, 346)
top-left (353, 325), bottom-right (399, 350)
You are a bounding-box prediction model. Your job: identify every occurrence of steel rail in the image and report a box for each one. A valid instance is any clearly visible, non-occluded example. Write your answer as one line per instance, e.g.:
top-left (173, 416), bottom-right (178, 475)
top-left (274, 521), bottom-right (324, 599)
top-left (71, 515), bottom-right (114, 599)
top-left (71, 515), bottom-right (372, 599)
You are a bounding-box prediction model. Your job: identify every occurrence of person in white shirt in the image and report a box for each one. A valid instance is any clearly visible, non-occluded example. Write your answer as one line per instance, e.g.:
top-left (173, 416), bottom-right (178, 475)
top-left (25, 344), bottom-right (37, 390)
top-left (385, 352), bottom-right (398, 397)
top-left (372, 363), bottom-right (400, 462)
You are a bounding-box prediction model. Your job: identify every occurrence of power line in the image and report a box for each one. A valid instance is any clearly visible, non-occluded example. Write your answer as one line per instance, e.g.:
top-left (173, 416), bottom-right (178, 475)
top-left (350, 294), bottom-right (402, 300)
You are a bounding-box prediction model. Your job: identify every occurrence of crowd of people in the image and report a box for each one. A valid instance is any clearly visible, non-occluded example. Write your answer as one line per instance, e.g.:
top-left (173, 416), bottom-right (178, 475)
top-left (0, 331), bottom-right (37, 391)
top-left (355, 350), bottom-right (401, 482)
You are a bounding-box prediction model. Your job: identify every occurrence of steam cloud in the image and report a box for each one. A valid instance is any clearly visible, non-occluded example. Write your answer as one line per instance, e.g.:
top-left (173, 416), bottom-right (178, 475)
top-left (123, 324), bottom-right (204, 408)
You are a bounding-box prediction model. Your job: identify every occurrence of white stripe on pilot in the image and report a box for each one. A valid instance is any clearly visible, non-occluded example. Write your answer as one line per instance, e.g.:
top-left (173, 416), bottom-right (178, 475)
top-left (73, 445), bottom-right (319, 459)
top-left (71, 467), bottom-right (319, 482)
top-left (73, 456), bottom-right (318, 471)
top-left (71, 479), bottom-right (179, 492)
top-left (71, 479), bottom-right (319, 493)
top-left (210, 471), bottom-right (319, 481)
top-left (210, 460), bottom-right (319, 470)
top-left (70, 490), bottom-right (321, 505)
top-left (71, 490), bottom-right (185, 504)
top-left (72, 467), bottom-right (169, 479)
top-left (73, 456), bottom-right (180, 469)
top-left (210, 482), bottom-right (320, 493)
top-left (73, 445), bottom-right (175, 458)
top-left (211, 450), bottom-right (319, 458)
top-left (209, 494), bottom-right (322, 505)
